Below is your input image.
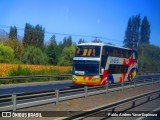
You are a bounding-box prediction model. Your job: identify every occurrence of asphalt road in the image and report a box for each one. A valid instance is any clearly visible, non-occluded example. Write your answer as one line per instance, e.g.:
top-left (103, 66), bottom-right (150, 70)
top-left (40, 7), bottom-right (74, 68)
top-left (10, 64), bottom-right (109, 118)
top-left (105, 98), bottom-right (160, 120)
top-left (0, 74), bottom-right (159, 95)
top-left (0, 81), bottom-right (74, 95)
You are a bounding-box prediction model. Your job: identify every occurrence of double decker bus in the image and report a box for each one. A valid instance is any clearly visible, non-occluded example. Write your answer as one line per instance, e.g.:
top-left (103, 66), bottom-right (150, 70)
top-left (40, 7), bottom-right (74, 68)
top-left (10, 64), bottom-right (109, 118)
top-left (72, 43), bottom-right (138, 86)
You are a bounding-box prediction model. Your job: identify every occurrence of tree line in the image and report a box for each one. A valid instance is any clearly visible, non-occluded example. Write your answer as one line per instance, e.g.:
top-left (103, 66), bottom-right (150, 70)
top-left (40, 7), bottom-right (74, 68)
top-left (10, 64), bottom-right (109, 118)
top-left (123, 14), bottom-right (150, 49)
top-left (0, 23), bottom-right (104, 65)
top-left (0, 15), bottom-right (159, 73)
top-left (0, 23), bottom-right (77, 65)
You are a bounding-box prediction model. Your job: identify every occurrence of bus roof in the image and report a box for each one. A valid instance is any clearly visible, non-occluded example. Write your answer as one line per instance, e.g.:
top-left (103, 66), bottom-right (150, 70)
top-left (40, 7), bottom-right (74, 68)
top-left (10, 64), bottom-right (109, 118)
top-left (78, 43), bottom-right (104, 46)
top-left (77, 43), bottom-right (135, 51)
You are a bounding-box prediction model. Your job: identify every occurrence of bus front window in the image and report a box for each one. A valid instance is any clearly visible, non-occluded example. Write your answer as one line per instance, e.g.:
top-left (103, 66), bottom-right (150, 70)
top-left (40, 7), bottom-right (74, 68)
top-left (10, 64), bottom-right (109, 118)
top-left (72, 60), bottom-right (99, 76)
top-left (75, 46), bottom-right (100, 57)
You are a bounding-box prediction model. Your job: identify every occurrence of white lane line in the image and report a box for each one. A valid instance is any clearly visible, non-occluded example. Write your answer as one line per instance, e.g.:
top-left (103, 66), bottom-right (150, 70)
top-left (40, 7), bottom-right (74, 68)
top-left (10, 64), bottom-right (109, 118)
top-left (135, 106), bottom-right (160, 120)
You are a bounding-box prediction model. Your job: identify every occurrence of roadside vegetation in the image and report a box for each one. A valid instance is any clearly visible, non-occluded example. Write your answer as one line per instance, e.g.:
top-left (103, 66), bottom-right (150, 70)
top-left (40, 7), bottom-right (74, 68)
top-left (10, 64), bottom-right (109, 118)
top-left (0, 14), bottom-right (160, 84)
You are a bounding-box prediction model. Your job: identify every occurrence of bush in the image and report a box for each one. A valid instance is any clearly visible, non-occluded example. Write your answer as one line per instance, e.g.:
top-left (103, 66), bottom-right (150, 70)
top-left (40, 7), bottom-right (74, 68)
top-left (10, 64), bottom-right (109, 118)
top-left (0, 43), bottom-right (14, 63)
top-left (58, 45), bottom-right (75, 66)
top-left (8, 65), bottom-right (32, 76)
top-left (23, 46), bottom-right (49, 65)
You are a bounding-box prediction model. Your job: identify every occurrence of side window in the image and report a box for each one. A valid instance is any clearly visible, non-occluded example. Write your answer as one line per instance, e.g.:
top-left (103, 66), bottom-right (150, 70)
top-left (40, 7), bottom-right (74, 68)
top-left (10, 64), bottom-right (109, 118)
top-left (123, 50), bottom-right (129, 58)
top-left (108, 65), bottom-right (128, 74)
top-left (112, 48), bottom-right (118, 57)
top-left (126, 51), bottom-right (129, 58)
top-left (101, 46), bottom-right (108, 68)
top-left (109, 47), bottom-right (113, 56)
top-left (123, 65), bottom-right (128, 73)
top-left (102, 48), bottom-right (106, 56)
top-left (116, 49), bottom-right (118, 57)
top-left (119, 49), bottom-right (123, 57)
top-left (102, 46), bottom-right (109, 56)
top-left (113, 48), bottom-right (116, 57)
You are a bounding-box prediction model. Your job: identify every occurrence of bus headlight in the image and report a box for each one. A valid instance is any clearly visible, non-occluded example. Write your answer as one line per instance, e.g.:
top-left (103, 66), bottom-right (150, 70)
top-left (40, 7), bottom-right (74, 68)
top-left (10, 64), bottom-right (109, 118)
top-left (72, 77), bottom-right (77, 81)
top-left (92, 78), bottom-right (99, 81)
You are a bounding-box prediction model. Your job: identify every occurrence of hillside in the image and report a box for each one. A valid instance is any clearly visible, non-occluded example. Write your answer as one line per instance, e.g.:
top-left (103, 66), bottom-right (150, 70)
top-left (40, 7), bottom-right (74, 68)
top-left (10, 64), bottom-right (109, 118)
top-left (138, 44), bottom-right (160, 72)
top-left (0, 29), bottom-right (8, 41)
top-left (0, 29), bottom-right (23, 41)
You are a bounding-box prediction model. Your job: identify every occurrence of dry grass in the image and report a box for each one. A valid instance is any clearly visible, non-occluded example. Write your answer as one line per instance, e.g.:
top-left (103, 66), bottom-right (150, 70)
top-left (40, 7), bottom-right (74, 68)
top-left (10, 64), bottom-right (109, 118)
top-left (0, 63), bottom-right (71, 77)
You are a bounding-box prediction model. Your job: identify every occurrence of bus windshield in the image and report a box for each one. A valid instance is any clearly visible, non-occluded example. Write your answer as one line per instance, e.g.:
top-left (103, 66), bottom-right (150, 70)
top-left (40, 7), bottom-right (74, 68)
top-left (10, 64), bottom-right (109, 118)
top-left (75, 46), bottom-right (101, 57)
top-left (72, 60), bottom-right (99, 76)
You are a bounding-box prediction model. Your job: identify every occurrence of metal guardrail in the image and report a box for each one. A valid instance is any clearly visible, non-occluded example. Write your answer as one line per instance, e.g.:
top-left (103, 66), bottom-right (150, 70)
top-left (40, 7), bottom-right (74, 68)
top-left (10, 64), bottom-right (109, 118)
top-left (0, 76), bottom-right (160, 111)
top-left (62, 89), bottom-right (160, 120)
top-left (139, 71), bottom-right (160, 75)
top-left (0, 74), bottom-right (72, 80)
top-left (0, 73), bottom-right (160, 81)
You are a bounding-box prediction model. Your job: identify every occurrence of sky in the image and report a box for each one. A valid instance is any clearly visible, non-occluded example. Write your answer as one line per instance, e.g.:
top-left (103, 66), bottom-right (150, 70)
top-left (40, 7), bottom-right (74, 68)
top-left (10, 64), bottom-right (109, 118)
top-left (0, 0), bottom-right (160, 46)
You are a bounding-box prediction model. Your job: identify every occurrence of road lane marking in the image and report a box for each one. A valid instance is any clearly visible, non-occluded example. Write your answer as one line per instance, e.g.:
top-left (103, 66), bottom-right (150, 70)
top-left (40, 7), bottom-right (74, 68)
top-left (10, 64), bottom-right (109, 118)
top-left (135, 106), bottom-right (160, 120)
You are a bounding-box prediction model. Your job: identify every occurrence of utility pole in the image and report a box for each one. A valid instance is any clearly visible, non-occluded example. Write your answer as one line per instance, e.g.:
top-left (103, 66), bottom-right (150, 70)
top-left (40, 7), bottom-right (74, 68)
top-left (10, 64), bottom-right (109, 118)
top-left (140, 46), bottom-right (143, 74)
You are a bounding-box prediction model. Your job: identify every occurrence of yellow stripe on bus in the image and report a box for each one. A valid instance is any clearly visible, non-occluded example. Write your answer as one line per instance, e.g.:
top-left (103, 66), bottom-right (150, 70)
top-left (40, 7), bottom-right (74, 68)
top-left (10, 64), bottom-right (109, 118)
top-left (82, 49), bottom-right (88, 56)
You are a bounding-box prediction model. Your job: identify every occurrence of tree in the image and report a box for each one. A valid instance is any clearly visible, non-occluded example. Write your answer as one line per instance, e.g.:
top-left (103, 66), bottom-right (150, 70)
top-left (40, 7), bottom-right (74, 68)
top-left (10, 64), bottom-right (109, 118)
top-left (46, 35), bottom-right (58, 65)
top-left (49, 35), bottom-right (57, 45)
top-left (123, 14), bottom-right (141, 49)
top-left (58, 41), bottom-right (63, 54)
top-left (23, 46), bottom-right (49, 65)
top-left (67, 36), bottom-right (72, 46)
top-left (140, 16), bottom-right (150, 45)
top-left (23, 23), bottom-right (33, 47)
top-left (58, 45), bottom-right (76, 66)
top-left (78, 39), bottom-right (86, 44)
top-left (124, 15), bottom-right (151, 49)
top-left (135, 15), bottom-right (141, 48)
top-left (92, 38), bottom-right (102, 43)
top-left (9, 26), bottom-right (17, 39)
top-left (23, 23), bottom-right (45, 48)
top-left (124, 18), bottom-right (132, 47)
top-left (62, 36), bottom-right (72, 48)
top-left (0, 43), bottom-right (14, 63)
top-left (4, 38), bottom-right (24, 61)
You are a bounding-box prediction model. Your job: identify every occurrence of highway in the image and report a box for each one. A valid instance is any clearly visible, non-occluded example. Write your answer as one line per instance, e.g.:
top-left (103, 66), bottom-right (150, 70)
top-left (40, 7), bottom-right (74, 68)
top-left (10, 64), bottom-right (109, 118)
top-left (0, 81), bottom-right (73, 95)
top-left (0, 74), bottom-right (159, 95)
top-left (83, 98), bottom-right (160, 120)
top-left (105, 97), bottom-right (160, 120)
top-left (0, 76), bottom-right (160, 118)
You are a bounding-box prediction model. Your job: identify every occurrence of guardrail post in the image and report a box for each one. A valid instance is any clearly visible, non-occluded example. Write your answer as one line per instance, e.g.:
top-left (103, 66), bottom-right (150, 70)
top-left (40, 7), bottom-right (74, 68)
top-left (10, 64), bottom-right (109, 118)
top-left (134, 80), bottom-right (136, 88)
top-left (55, 89), bottom-right (59, 104)
top-left (12, 94), bottom-right (16, 111)
top-left (84, 86), bottom-right (88, 98)
top-left (144, 79), bottom-right (146, 85)
top-left (112, 108), bottom-right (115, 113)
top-left (147, 96), bottom-right (150, 101)
top-left (132, 101), bottom-right (135, 108)
top-left (106, 83), bottom-right (109, 94)
top-left (121, 81), bottom-right (124, 92)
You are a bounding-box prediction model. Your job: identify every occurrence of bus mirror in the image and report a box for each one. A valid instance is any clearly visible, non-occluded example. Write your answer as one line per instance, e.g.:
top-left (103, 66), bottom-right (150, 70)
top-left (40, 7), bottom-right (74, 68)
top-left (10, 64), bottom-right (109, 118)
top-left (101, 68), bottom-right (104, 74)
top-left (71, 68), bottom-right (73, 73)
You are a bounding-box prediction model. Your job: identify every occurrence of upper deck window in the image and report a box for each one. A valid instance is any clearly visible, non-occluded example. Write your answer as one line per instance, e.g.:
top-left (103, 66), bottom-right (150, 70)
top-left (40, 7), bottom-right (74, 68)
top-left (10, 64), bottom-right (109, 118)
top-left (75, 46), bottom-right (101, 57)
